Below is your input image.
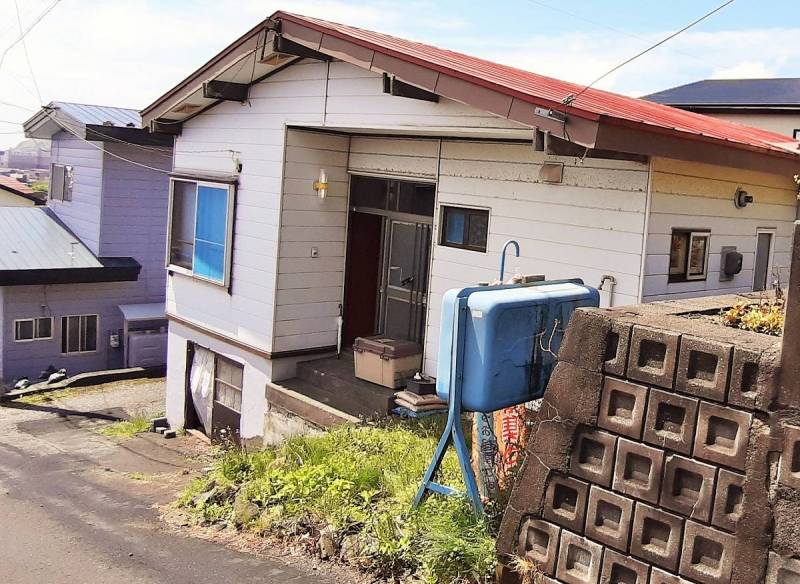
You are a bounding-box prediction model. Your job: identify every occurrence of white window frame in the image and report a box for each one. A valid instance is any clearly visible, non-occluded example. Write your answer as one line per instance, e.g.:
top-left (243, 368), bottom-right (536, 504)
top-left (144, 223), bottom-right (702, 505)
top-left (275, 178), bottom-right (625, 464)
top-left (669, 229), bottom-right (710, 282)
top-left (166, 178), bottom-right (235, 287)
top-left (60, 314), bottom-right (99, 355)
top-left (49, 163), bottom-right (73, 202)
top-left (13, 317), bottom-right (53, 342)
top-left (754, 228), bottom-right (777, 291)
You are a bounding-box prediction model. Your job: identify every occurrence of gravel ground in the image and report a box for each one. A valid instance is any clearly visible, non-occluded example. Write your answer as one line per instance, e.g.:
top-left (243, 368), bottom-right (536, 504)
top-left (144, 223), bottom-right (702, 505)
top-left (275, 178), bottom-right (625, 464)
top-left (0, 377), bottom-right (346, 584)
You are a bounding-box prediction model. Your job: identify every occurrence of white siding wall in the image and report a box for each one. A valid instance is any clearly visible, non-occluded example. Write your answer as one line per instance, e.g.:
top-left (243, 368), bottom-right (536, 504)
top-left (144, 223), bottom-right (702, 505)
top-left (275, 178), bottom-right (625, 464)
top-left (48, 132), bottom-right (104, 254)
top-left (709, 112), bottom-right (800, 139)
top-left (169, 60), bottom-right (527, 355)
top-left (274, 130), bottom-right (350, 352)
top-left (643, 158), bottom-right (798, 301)
top-left (425, 142), bottom-right (648, 373)
top-left (290, 134), bottom-right (648, 376)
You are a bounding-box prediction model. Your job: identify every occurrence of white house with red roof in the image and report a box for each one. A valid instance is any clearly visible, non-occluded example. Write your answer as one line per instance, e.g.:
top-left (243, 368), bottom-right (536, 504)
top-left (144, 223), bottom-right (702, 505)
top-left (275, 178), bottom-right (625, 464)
top-left (141, 11), bottom-right (800, 443)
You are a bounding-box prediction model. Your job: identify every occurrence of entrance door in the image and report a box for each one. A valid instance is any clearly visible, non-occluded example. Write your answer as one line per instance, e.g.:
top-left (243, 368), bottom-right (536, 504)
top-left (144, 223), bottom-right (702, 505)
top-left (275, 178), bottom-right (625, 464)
top-left (344, 174), bottom-right (434, 346)
top-left (381, 220), bottom-right (431, 343)
top-left (753, 230), bottom-right (774, 292)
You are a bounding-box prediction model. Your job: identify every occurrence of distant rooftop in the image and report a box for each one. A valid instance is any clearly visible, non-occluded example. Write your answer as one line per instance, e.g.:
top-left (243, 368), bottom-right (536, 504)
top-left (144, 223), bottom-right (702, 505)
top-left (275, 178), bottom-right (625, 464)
top-left (645, 78), bottom-right (800, 109)
top-left (0, 176), bottom-right (45, 205)
top-left (23, 100), bottom-right (173, 148)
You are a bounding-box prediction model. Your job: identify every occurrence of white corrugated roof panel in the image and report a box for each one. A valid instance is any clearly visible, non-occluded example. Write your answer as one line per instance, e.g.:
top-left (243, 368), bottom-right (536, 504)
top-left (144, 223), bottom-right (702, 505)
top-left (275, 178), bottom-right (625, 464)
top-left (0, 208), bottom-right (101, 270)
top-left (52, 101), bottom-right (142, 129)
top-left (119, 302), bottom-right (166, 321)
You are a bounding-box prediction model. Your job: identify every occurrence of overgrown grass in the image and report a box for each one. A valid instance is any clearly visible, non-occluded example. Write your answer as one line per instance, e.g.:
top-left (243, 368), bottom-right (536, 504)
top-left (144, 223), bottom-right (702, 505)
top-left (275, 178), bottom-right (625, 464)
top-left (176, 420), bottom-right (498, 583)
top-left (99, 415), bottom-right (151, 439)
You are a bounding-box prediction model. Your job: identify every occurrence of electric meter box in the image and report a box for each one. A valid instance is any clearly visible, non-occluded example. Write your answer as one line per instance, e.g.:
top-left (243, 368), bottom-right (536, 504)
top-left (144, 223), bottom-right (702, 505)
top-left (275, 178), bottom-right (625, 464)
top-left (436, 280), bottom-right (599, 413)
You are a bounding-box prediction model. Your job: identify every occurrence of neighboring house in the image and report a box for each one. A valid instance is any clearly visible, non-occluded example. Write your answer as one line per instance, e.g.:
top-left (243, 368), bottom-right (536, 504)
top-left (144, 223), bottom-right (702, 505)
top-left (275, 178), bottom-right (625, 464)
top-left (0, 176), bottom-right (45, 206)
top-left (141, 11), bottom-right (800, 443)
top-left (0, 102), bottom-right (175, 384)
top-left (6, 138), bottom-right (50, 170)
top-left (645, 78), bottom-right (800, 139)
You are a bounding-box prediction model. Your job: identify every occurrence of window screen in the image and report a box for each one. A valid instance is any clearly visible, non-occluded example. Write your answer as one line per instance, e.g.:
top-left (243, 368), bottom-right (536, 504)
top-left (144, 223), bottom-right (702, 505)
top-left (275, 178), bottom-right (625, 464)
top-left (440, 206), bottom-right (489, 252)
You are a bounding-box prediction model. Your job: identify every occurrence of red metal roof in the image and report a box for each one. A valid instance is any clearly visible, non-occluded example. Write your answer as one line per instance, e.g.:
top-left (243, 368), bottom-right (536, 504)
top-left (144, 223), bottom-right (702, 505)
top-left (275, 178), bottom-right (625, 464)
top-left (278, 11), bottom-right (800, 158)
top-left (0, 176), bottom-right (38, 196)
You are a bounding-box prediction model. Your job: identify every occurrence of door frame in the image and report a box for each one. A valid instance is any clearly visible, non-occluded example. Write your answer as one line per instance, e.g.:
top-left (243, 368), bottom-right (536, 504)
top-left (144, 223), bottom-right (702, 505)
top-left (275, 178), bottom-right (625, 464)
top-left (753, 227), bottom-right (776, 291)
top-left (343, 171), bottom-right (437, 350)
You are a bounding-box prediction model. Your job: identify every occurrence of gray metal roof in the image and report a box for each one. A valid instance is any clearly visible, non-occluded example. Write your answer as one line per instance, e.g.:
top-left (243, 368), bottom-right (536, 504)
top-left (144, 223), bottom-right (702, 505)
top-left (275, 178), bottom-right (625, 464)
top-left (645, 78), bottom-right (800, 108)
top-left (0, 208), bottom-right (101, 270)
top-left (50, 101), bottom-right (142, 128)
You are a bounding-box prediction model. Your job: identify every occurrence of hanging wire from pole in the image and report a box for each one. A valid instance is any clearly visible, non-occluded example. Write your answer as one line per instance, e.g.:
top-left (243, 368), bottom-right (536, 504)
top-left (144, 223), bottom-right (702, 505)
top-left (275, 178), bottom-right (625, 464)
top-left (562, 0), bottom-right (736, 105)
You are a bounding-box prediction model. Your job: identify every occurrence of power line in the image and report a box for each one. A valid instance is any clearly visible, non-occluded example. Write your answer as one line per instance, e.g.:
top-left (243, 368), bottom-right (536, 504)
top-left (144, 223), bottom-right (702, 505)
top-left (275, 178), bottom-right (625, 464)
top-left (0, 99), bottom-right (34, 111)
top-left (564, 0), bottom-right (737, 104)
top-left (14, 0), bottom-right (43, 104)
top-left (520, 0), bottom-right (716, 67)
top-left (0, 0), bottom-right (61, 73)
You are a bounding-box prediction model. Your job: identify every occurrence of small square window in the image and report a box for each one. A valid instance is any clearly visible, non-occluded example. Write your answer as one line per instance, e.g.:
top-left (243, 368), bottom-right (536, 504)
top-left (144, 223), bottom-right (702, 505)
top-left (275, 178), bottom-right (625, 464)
top-left (440, 206), bottom-right (489, 252)
top-left (669, 230), bottom-right (710, 282)
top-left (49, 164), bottom-right (73, 202)
top-left (14, 317), bottom-right (53, 342)
top-left (793, 129), bottom-right (800, 140)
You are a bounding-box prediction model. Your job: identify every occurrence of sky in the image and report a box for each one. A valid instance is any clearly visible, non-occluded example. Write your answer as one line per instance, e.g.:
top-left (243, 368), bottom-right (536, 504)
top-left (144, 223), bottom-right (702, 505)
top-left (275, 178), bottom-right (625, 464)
top-left (1, 0), bottom-right (799, 150)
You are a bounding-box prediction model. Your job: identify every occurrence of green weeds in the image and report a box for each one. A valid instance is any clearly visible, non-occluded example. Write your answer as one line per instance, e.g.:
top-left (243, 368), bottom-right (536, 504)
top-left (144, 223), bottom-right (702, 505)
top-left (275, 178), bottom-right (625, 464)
top-left (177, 420), bottom-right (498, 583)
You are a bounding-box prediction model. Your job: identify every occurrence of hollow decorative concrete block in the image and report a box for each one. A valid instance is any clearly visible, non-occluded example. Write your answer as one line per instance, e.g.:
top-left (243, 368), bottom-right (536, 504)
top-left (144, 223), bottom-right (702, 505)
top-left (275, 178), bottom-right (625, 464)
top-left (659, 454), bottom-right (717, 522)
top-left (675, 335), bottom-right (732, 403)
top-left (555, 530), bottom-right (603, 584)
top-left (584, 485), bottom-right (633, 553)
top-left (766, 552), bottom-right (800, 584)
top-left (778, 425), bottom-right (800, 490)
top-left (570, 427), bottom-right (617, 488)
top-left (517, 517), bottom-right (561, 577)
top-left (693, 402), bottom-right (752, 471)
top-left (626, 326), bottom-right (680, 389)
top-left (542, 474), bottom-right (590, 533)
top-left (649, 567), bottom-right (690, 584)
top-left (711, 469), bottom-right (745, 533)
top-left (600, 548), bottom-right (650, 584)
top-left (728, 347), bottom-right (776, 412)
top-left (598, 377), bottom-right (648, 439)
top-left (604, 320), bottom-right (632, 377)
top-left (613, 438), bottom-right (665, 504)
top-left (643, 389), bottom-right (699, 456)
top-left (630, 502), bottom-right (684, 572)
top-left (679, 521), bottom-right (735, 584)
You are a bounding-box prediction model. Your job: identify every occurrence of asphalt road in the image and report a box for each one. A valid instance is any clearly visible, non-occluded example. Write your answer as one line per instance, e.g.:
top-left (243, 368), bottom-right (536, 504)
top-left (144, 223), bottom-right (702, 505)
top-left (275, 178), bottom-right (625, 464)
top-left (0, 380), bottom-right (336, 584)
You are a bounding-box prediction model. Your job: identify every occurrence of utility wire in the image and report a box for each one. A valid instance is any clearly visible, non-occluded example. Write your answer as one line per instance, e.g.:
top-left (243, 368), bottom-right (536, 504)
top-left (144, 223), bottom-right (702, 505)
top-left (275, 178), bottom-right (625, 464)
top-left (0, 0), bottom-right (60, 73)
top-left (564, 0), bottom-right (736, 104)
top-left (0, 99), bottom-right (34, 112)
top-left (14, 0), bottom-right (43, 104)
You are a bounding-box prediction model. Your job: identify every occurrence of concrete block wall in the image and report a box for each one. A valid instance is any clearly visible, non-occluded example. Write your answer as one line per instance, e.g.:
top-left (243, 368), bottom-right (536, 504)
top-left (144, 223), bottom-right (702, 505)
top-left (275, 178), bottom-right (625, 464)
top-left (497, 294), bottom-right (800, 584)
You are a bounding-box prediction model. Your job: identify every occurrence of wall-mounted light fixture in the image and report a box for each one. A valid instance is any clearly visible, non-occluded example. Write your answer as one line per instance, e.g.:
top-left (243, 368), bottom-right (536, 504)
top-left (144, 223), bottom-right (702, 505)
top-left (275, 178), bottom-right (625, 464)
top-left (734, 186), bottom-right (753, 208)
top-left (313, 169), bottom-right (328, 200)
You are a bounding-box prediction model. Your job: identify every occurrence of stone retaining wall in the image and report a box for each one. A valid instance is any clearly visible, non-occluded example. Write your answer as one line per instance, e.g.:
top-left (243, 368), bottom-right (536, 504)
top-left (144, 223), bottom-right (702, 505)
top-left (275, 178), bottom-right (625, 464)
top-left (497, 294), bottom-right (800, 584)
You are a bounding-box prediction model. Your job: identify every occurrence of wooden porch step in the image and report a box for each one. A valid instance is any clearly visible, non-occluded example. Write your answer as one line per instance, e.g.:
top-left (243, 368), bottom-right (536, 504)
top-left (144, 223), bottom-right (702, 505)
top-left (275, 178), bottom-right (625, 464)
top-left (289, 354), bottom-right (397, 418)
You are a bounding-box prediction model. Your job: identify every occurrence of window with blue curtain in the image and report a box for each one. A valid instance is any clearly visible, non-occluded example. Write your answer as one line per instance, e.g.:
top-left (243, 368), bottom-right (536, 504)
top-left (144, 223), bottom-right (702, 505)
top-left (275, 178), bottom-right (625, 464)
top-left (193, 185), bottom-right (229, 282)
top-left (168, 179), bottom-right (231, 285)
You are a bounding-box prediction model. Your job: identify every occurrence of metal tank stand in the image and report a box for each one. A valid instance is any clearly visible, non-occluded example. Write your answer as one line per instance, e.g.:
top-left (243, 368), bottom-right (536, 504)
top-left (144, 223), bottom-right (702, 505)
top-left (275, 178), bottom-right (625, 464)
top-left (412, 294), bottom-right (484, 514)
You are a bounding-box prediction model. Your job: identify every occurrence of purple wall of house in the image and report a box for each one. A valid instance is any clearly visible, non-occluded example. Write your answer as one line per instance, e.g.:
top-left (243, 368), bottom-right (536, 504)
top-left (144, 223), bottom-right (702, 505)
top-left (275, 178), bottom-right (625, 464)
top-left (0, 136), bottom-right (173, 383)
top-left (3, 283), bottom-right (131, 382)
top-left (100, 142), bottom-right (172, 302)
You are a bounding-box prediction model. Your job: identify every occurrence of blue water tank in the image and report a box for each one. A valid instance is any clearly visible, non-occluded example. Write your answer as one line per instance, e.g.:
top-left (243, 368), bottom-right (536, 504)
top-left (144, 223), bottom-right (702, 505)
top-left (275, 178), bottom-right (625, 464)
top-left (436, 280), bottom-right (599, 413)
